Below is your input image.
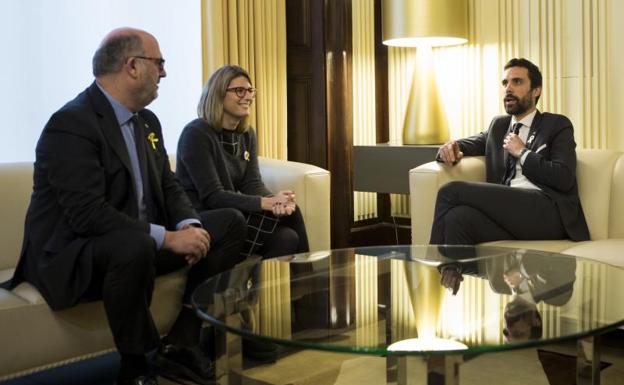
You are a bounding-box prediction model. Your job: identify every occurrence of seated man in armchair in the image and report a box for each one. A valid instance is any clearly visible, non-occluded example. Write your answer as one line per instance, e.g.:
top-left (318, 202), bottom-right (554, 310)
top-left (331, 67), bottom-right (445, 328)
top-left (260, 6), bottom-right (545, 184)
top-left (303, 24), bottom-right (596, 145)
top-left (431, 58), bottom-right (589, 245)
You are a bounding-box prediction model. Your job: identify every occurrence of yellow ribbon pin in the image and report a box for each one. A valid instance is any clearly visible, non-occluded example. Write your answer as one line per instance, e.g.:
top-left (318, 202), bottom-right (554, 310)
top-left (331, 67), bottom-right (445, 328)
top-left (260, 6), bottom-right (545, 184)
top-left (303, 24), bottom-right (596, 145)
top-left (243, 150), bottom-right (250, 161)
top-left (147, 132), bottom-right (159, 150)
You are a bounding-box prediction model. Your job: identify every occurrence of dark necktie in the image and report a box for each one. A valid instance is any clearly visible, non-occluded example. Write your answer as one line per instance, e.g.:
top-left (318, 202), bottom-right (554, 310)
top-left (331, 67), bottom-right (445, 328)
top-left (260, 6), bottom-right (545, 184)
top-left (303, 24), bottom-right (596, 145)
top-left (503, 123), bottom-right (523, 185)
top-left (131, 114), bottom-right (157, 222)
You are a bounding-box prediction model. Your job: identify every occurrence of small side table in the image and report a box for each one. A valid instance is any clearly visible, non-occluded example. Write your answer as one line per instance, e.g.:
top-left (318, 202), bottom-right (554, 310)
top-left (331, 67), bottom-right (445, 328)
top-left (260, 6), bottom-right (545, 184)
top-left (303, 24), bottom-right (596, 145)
top-left (353, 143), bottom-right (439, 194)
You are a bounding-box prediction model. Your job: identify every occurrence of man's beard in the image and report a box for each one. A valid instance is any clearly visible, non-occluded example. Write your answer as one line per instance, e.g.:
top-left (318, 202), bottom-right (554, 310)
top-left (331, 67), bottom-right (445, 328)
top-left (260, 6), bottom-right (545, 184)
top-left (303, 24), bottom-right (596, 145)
top-left (504, 93), bottom-right (533, 116)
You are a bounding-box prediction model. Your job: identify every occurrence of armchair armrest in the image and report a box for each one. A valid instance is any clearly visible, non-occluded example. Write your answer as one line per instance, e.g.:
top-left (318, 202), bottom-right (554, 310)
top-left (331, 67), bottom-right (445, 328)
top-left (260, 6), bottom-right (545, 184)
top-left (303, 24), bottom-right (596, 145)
top-left (168, 154), bottom-right (331, 252)
top-left (258, 157), bottom-right (330, 252)
top-left (409, 156), bottom-right (486, 245)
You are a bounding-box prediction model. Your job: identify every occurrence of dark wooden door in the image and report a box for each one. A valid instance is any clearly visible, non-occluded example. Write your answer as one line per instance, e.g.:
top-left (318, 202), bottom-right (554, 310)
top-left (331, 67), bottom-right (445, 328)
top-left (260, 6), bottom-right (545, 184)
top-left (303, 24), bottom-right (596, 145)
top-left (286, 0), bottom-right (353, 249)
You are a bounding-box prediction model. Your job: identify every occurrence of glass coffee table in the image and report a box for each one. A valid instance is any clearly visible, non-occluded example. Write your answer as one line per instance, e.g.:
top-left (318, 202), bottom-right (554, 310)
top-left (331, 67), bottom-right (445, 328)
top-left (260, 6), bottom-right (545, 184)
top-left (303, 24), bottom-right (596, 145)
top-left (192, 245), bottom-right (624, 385)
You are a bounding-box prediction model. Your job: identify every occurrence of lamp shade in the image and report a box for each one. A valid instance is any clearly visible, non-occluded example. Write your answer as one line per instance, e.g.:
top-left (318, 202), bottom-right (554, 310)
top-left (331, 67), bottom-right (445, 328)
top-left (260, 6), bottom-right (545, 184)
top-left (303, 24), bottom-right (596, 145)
top-left (382, 0), bottom-right (468, 47)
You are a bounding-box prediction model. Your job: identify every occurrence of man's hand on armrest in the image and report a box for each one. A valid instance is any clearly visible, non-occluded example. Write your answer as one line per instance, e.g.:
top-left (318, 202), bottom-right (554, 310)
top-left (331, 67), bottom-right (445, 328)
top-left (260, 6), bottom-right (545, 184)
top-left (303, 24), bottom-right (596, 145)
top-left (437, 141), bottom-right (464, 166)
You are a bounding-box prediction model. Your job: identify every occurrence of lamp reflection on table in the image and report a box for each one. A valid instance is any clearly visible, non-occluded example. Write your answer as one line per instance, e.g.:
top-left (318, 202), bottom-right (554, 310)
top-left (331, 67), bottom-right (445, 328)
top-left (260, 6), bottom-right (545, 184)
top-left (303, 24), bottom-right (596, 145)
top-left (388, 337), bottom-right (468, 352)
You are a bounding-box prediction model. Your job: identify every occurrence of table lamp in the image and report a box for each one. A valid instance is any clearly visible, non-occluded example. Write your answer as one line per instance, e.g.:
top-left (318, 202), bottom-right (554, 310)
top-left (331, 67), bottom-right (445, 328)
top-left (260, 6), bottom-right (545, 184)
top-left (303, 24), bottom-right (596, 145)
top-left (382, 0), bottom-right (468, 144)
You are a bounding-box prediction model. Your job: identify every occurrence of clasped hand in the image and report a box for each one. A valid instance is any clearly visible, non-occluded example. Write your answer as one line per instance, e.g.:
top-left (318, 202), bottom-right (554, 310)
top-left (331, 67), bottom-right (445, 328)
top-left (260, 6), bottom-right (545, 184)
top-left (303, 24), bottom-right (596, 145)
top-left (440, 266), bottom-right (463, 295)
top-left (503, 269), bottom-right (524, 288)
top-left (503, 133), bottom-right (525, 157)
top-left (266, 190), bottom-right (296, 217)
top-left (163, 225), bottom-right (211, 265)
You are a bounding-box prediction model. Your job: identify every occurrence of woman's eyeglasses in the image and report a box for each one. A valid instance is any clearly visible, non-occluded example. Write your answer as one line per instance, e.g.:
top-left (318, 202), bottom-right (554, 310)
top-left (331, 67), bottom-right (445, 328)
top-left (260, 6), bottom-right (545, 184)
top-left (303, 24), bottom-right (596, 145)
top-left (226, 87), bottom-right (257, 98)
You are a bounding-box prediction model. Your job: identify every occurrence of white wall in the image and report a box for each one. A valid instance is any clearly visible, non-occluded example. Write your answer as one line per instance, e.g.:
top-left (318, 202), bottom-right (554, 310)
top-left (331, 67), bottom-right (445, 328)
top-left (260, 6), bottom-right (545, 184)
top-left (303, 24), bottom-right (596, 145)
top-left (0, 0), bottom-right (202, 163)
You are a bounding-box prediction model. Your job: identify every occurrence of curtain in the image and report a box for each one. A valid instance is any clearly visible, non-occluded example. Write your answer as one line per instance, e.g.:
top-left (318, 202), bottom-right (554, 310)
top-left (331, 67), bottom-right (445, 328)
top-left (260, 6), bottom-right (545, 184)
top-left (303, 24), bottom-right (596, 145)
top-left (201, 0), bottom-right (288, 159)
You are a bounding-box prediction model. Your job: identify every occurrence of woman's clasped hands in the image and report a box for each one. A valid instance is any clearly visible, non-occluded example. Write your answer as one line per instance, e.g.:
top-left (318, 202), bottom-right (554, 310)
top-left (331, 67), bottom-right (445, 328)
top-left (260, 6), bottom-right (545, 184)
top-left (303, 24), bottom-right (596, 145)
top-left (270, 190), bottom-right (296, 217)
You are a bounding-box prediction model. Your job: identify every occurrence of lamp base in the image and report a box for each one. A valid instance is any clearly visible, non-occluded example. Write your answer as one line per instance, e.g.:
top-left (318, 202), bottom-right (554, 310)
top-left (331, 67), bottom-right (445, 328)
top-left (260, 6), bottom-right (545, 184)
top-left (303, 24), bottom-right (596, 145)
top-left (402, 46), bottom-right (449, 145)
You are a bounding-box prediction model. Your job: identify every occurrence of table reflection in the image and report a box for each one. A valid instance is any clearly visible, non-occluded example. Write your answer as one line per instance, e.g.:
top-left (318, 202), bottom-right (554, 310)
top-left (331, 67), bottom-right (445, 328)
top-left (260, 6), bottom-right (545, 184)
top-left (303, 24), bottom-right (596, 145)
top-left (431, 248), bottom-right (576, 343)
top-left (193, 245), bottom-right (620, 355)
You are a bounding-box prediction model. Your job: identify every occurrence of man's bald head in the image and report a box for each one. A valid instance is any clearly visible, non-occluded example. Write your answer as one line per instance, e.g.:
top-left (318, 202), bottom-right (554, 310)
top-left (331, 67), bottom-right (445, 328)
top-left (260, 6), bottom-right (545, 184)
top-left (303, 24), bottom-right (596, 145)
top-left (92, 28), bottom-right (151, 77)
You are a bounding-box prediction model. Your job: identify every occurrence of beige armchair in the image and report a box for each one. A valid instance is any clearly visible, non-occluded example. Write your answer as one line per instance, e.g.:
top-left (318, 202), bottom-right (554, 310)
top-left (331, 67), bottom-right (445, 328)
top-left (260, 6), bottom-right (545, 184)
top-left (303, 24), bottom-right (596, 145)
top-left (409, 149), bottom-right (624, 267)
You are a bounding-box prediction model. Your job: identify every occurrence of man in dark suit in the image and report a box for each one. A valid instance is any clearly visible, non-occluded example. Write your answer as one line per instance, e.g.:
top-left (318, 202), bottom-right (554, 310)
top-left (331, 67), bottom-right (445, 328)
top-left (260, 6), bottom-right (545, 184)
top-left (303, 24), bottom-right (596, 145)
top-left (5, 28), bottom-right (246, 385)
top-left (430, 58), bottom-right (590, 244)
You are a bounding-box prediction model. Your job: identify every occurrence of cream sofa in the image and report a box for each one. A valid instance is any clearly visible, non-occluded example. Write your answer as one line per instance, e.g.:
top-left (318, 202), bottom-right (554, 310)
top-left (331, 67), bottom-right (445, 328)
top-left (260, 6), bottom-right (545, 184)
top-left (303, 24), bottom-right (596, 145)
top-left (409, 149), bottom-right (624, 267)
top-left (0, 156), bottom-right (330, 380)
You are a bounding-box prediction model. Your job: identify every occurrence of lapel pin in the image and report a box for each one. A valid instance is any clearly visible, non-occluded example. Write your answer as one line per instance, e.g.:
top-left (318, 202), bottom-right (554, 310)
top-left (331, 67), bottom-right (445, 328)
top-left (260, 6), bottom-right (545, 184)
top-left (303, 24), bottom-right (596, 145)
top-left (527, 134), bottom-right (535, 145)
top-left (244, 150), bottom-right (250, 161)
top-left (147, 132), bottom-right (159, 150)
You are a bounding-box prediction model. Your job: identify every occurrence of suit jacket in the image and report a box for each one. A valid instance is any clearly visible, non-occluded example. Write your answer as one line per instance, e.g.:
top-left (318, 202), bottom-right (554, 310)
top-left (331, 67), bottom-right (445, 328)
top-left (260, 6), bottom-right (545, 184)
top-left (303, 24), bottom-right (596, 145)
top-left (7, 82), bottom-right (199, 310)
top-left (456, 111), bottom-right (590, 241)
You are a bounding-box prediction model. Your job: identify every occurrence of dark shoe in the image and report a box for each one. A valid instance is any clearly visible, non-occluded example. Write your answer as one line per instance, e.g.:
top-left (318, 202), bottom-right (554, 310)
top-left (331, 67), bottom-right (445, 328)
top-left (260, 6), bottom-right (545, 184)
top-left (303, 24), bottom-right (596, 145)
top-left (157, 343), bottom-right (216, 385)
top-left (115, 374), bottom-right (158, 385)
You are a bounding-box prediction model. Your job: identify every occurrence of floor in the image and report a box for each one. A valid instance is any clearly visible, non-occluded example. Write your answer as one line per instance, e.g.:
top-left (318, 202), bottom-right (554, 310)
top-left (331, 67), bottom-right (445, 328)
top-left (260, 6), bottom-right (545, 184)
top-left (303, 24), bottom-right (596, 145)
top-left (3, 332), bottom-right (623, 385)
top-left (240, 338), bottom-right (624, 385)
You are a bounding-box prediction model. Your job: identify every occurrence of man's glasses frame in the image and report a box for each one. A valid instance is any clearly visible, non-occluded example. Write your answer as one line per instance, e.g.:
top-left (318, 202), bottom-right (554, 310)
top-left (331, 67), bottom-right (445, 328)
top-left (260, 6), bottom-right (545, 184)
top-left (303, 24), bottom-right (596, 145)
top-left (226, 87), bottom-right (257, 99)
top-left (133, 56), bottom-right (166, 71)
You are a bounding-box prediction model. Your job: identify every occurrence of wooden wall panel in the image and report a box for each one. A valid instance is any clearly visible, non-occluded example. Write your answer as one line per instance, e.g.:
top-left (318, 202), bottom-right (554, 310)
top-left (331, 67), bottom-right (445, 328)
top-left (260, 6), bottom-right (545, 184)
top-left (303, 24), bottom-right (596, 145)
top-left (286, 0), bottom-right (327, 169)
top-left (325, 0), bottom-right (354, 248)
top-left (286, 0), bottom-right (354, 248)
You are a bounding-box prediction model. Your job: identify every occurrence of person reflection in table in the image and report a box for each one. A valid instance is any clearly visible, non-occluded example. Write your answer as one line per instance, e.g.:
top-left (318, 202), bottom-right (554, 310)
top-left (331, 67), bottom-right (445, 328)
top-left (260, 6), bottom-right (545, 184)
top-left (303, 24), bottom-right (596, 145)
top-left (438, 250), bottom-right (576, 342)
top-left (503, 296), bottom-right (542, 342)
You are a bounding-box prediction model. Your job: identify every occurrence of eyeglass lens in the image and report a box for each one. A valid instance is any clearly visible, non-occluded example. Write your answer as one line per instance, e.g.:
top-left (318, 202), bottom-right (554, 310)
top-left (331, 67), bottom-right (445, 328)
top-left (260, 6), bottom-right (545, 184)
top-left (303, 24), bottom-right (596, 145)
top-left (229, 87), bottom-right (256, 98)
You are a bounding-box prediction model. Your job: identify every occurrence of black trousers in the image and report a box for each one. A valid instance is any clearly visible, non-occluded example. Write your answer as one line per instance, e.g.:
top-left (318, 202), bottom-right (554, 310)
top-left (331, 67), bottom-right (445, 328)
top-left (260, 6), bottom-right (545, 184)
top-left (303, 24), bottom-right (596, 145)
top-left (243, 206), bottom-right (310, 259)
top-left (84, 208), bottom-right (246, 355)
top-left (429, 181), bottom-right (567, 245)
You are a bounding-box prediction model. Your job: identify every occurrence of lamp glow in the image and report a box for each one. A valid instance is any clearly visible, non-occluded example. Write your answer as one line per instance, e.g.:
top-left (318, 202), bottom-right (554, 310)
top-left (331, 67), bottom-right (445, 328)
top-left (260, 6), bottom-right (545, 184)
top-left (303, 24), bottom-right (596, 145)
top-left (382, 0), bottom-right (468, 144)
top-left (388, 337), bottom-right (468, 352)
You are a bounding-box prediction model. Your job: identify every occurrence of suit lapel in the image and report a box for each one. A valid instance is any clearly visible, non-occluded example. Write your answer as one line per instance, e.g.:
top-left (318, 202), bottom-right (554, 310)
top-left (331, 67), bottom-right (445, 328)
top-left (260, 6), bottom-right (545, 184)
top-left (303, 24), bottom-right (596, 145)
top-left (498, 116), bottom-right (513, 165)
top-left (87, 82), bottom-right (133, 174)
top-left (137, 112), bottom-right (166, 220)
top-left (526, 110), bottom-right (543, 150)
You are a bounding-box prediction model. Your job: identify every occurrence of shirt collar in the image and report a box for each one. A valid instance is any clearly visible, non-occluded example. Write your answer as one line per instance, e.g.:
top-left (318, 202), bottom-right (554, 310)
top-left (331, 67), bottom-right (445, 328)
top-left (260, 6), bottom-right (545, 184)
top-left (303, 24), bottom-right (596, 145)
top-left (95, 81), bottom-right (134, 126)
top-left (511, 109), bottom-right (538, 129)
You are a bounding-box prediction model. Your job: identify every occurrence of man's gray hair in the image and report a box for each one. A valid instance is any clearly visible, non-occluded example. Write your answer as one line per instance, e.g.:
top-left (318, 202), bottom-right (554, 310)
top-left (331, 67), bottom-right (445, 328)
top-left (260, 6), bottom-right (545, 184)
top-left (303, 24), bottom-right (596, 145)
top-left (92, 34), bottom-right (143, 77)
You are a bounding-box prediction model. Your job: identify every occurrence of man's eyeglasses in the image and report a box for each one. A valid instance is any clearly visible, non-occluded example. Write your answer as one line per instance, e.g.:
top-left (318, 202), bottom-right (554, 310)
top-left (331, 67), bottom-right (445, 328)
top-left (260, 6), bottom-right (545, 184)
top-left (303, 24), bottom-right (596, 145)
top-left (133, 56), bottom-right (165, 71)
top-left (226, 87), bottom-right (257, 99)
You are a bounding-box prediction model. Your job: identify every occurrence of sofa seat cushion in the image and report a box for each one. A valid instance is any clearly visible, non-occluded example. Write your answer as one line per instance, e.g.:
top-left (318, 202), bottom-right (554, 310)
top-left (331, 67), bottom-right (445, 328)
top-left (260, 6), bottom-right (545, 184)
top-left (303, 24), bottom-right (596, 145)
top-left (56, 268), bottom-right (188, 330)
top-left (558, 239), bottom-right (624, 267)
top-left (482, 239), bottom-right (624, 267)
top-left (0, 288), bottom-right (29, 311)
top-left (0, 268), bottom-right (189, 379)
top-left (12, 282), bottom-right (47, 305)
top-left (0, 268), bottom-right (15, 286)
top-left (1, 266), bottom-right (187, 331)
top-left (481, 239), bottom-right (583, 254)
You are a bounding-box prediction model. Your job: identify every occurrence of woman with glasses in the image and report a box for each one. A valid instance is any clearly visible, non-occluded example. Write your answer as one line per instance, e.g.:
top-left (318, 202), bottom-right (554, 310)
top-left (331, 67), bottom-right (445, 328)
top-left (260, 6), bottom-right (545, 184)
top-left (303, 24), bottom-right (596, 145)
top-left (176, 65), bottom-right (309, 261)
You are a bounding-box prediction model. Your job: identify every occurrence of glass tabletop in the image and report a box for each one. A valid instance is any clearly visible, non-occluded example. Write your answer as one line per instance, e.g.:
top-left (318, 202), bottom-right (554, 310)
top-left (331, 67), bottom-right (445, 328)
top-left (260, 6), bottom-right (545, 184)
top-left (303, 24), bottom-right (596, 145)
top-left (192, 245), bottom-right (624, 356)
